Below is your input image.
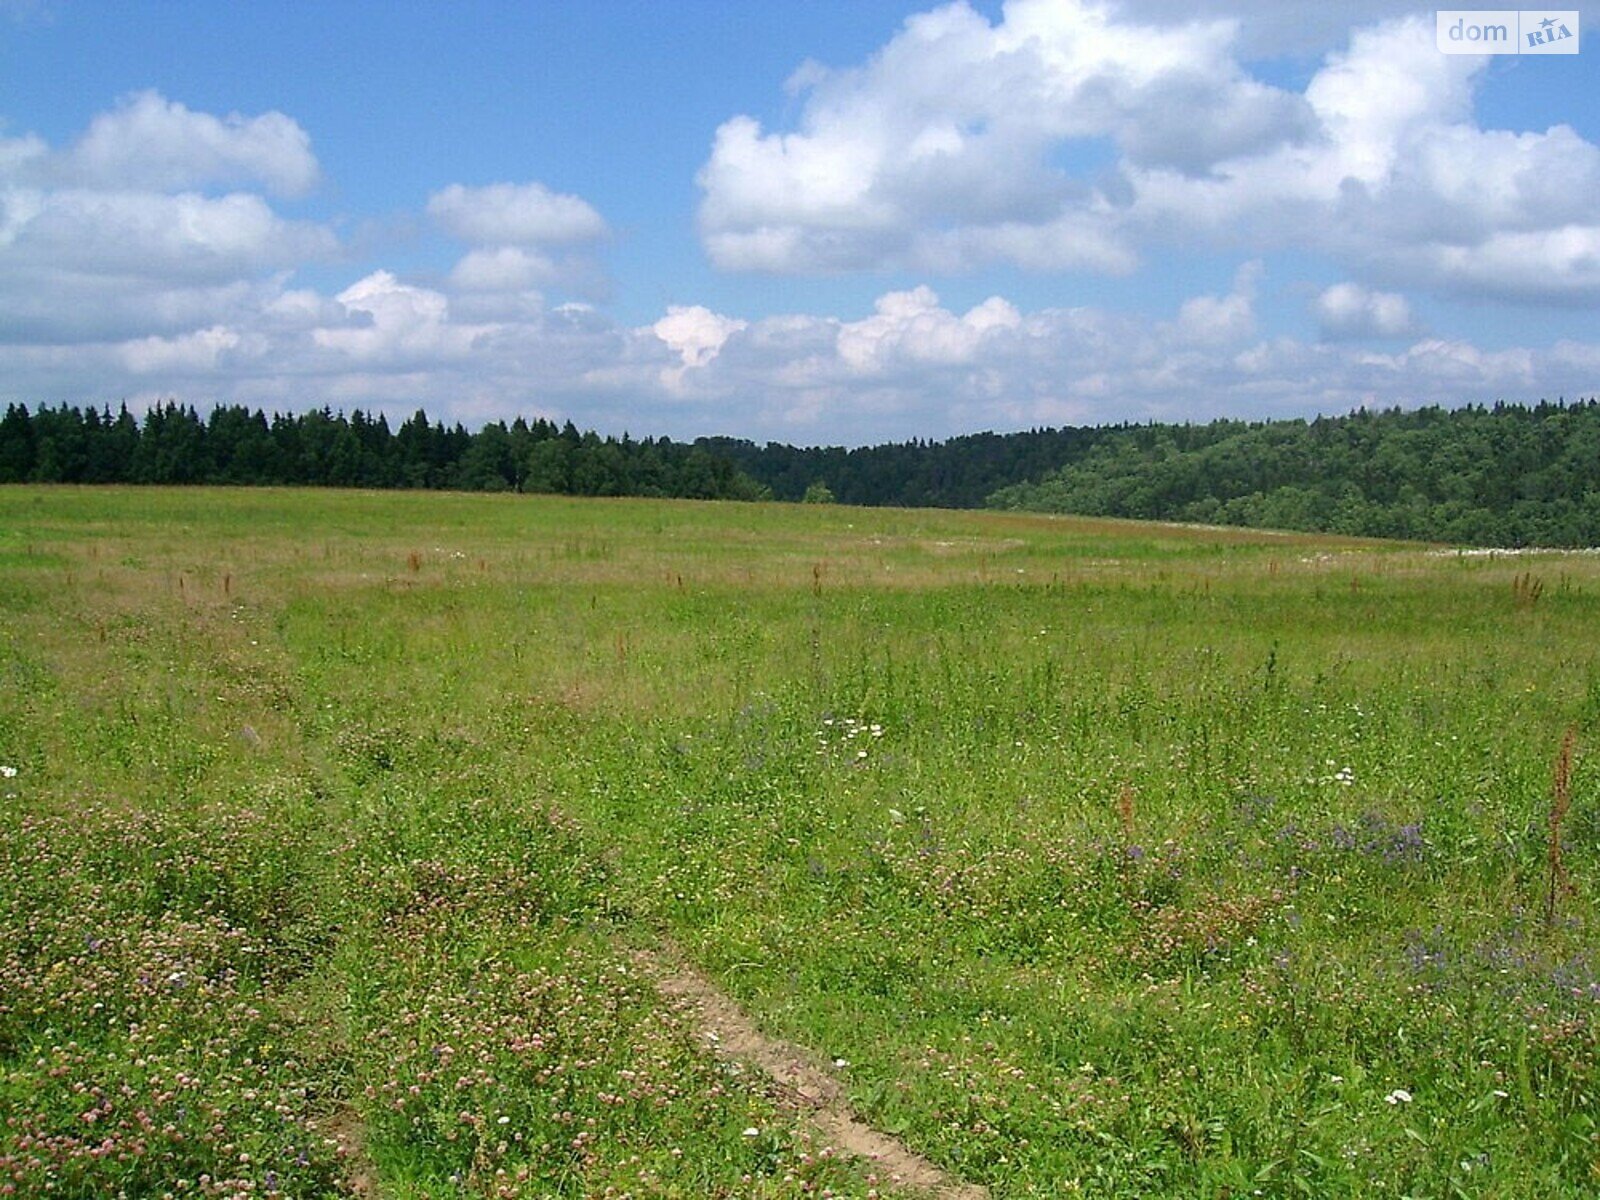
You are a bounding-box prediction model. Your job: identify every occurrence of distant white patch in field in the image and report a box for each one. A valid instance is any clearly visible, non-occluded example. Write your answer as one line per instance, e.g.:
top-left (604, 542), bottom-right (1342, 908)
top-left (1428, 545), bottom-right (1600, 556)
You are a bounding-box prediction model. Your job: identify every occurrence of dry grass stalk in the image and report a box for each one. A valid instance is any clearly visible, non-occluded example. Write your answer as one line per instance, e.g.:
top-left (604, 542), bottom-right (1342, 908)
top-left (1546, 724), bottom-right (1577, 926)
top-left (1513, 571), bottom-right (1546, 609)
top-left (1117, 782), bottom-right (1137, 845)
top-left (1116, 782), bottom-right (1140, 901)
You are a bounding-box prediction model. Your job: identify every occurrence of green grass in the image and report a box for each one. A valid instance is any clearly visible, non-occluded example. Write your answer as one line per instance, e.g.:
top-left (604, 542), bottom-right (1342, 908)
top-left (2, 484), bottom-right (1597, 1198)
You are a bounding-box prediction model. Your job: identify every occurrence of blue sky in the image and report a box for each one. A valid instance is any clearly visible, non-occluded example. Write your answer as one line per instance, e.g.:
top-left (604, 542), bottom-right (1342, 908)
top-left (2, 0), bottom-right (1597, 445)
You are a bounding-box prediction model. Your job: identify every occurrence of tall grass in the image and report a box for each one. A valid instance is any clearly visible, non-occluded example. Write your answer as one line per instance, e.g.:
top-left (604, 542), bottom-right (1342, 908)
top-left (2, 485), bottom-right (1596, 1197)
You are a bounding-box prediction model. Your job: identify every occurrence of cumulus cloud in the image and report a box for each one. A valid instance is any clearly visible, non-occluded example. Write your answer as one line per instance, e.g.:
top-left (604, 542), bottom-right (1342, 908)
top-left (0, 39), bottom-right (1592, 447)
top-left (697, 0), bottom-right (1313, 273)
top-left (428, 181), bottom-right (607, 246)
top-left (313, 271), bottom-right (493, 366)
top-left (64, 90), bottom-right (318, 197)
top-left (0, 93), bottom-right (335, 344)
top-left (119, 324), bottom-right (262, 375)
top-left (602, 277), bottom-right (1594, 444)
top-left (651, 304), bottom-right (749, 392)
top-left (697, 2), bottom-right (1600, 304)
top-left (0, 132), bottom-right (47, 182)
top-left (1114, 0), bottom-right (1426, 56)
top-left (429, 181), bottom-right (610, 301)
top-left (4, 188), bottom-right (333, 282)
top-left (836, 286), bottom-right (1021, 372)
top-left (1314, 282), bottom-right (1417, 340)
top-left (0, 96), bottom-right (635, 422)
top-left (1173, 261), bottom-right (1260, 345)
top-left (3, 259), bottom-right (1596, 446)
top-left (448, 245), bottom-right (559, 293)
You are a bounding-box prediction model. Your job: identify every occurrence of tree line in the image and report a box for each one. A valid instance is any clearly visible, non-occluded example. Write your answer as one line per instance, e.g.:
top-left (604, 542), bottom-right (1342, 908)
top-left (702, 426), bottom-right (1110, 508)
top-left (0, 403), bottom-right (765, 501)
top-left (987, 400), bottom-right (1600, 547)
top-left (4, 397), bottom-right (1599, 546)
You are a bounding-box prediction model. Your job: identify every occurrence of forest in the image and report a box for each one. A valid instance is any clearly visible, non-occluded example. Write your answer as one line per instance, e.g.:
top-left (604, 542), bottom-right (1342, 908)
top-left (3, 397), bottom-right (1599, 546)
top-left (986, 400), bottom-right (1600, 548)
top-left (0, 402), bottom-right (765, 501)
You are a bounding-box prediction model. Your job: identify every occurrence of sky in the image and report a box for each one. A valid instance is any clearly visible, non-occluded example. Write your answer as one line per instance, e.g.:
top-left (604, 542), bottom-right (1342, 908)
top-left (1, 0), bottom-right (1597, 446)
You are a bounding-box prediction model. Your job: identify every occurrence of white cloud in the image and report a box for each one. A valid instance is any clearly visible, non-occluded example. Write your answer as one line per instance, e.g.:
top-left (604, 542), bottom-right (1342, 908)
top-left (2, 261), bottom-right (1595, 446)
top-left (595, 279), bottom-right (1597, 444)
top-left (0, 94), bottom-right (337, 345)
top-left (697, 3), bottom-right (1600, 304)
top-left (120, 324), bottom-right (261, 374)
top-left (1111, 0), bottom-right (1437, 56)
top-left (0, 186), bottom-right (336, 342)
top-left (313, 271), bottom-right (491, 366)
top-left (261, 286), bottom-right (351, 332)
top-left (1393, 226), bottom-right (1600, 303)
top-left (0, 132), bottom-right (47, 182)
top-left (1174, 261), bottom-right (1261, 345)
top-left (836, 285), bottom-right (1021, 372)
top-left (1314, 282), bottom-right (1417, 340)
top-left (65, 91), bottom-right (319, 197)
top-left (652, 304), bottom-right (749, 391)
top-left (654, 304), bottom-right (746, 367)
top-left (697, 0), bottom-right (1312, 273)
top-left (0, 50), bottom-right (1592, 448)
top-left (5, 188), bottom-right (333, 280)
top-left (428, 181), bottom-right (607, 246)
top-left (448, 245), bottom-right (558, 293)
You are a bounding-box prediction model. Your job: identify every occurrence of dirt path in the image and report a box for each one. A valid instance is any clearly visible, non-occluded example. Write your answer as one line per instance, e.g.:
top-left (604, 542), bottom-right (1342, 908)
top-left (633, 947), bottom-right (989, 1200)
top-left (314, 1108), bottom-right (379, 1199)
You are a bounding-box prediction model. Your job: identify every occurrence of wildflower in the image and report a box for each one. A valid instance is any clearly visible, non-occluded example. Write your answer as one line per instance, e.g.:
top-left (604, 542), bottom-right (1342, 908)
top-left (1384, 1088), bottom-right (1412, 1105)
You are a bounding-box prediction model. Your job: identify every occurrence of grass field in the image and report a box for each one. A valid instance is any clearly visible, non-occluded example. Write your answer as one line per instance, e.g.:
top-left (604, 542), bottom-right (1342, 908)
top-left (2, 485), bottom-right (1597, 1199)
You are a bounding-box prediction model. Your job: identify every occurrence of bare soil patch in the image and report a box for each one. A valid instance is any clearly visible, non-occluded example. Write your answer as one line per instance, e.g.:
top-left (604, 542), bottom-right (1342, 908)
top-left (634, 947), bottom-right (989, 1200)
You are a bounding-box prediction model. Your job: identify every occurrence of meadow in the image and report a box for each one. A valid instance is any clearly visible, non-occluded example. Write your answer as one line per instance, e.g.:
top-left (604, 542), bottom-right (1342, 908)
top-left (1, 485), bottom-right (1596, 1199)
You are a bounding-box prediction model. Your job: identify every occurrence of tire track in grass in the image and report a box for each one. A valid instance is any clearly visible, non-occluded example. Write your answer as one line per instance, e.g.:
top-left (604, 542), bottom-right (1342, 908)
top-left (632, 945), bottom-right (989, 1200)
